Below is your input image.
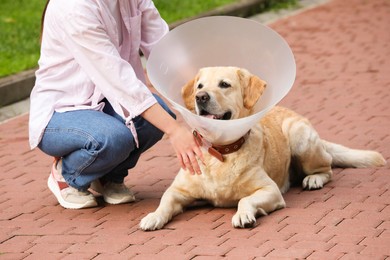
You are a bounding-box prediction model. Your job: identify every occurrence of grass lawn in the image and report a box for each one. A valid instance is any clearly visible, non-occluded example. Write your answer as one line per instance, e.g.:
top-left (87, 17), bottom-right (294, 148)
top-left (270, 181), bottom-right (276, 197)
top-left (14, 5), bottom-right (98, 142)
top-left (154, 0), bottom-right (237, 23)
top-left (0, 0), bottom-right (294, 78)
top-left (0, 0), bottom-right (45, 78)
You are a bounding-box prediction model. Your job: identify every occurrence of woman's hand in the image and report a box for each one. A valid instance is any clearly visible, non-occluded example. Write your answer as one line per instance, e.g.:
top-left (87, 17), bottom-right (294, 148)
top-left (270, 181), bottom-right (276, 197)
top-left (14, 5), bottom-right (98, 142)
top-left (141, 103), bottom-right (204, 174)
top-left (167, 124), bottom-right (204, 175)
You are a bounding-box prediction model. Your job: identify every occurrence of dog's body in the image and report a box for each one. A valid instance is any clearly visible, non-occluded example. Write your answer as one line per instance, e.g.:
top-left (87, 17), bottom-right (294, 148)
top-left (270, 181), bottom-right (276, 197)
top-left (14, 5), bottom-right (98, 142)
top-left (140, 67), bottom-right (386, 230)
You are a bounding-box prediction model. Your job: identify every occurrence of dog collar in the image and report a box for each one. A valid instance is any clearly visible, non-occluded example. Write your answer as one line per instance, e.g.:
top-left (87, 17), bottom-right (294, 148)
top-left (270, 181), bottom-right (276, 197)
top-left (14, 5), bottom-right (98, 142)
top-left (193, 130), bottom-right (250, 162)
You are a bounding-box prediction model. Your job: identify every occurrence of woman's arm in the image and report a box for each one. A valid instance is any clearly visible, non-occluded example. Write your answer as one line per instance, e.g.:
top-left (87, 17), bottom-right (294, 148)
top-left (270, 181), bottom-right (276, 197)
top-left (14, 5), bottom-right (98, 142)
top-left (141, 103), bottom-right (204, 175)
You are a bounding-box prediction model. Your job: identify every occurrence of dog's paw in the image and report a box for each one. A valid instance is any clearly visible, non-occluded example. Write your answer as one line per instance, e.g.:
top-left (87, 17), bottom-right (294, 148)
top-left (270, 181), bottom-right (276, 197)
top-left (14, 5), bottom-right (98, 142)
top-left (139, 212), bottom-right (167, 231)
top-left (303, 175), bottom-right (324, 190)
top-left (232, 211), bottom-right (257, 228)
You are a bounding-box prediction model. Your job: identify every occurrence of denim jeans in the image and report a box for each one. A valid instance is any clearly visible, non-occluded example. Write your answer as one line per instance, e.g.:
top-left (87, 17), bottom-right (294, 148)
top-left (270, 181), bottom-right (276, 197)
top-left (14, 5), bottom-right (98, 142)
top-left (38, 94), bottom-right (175, 191)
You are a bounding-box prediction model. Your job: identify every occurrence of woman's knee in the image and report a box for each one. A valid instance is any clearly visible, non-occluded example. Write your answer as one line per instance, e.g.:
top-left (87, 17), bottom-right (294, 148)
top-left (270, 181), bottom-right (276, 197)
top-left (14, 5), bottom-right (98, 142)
top-left (95, 125), bottom-right (134, 162)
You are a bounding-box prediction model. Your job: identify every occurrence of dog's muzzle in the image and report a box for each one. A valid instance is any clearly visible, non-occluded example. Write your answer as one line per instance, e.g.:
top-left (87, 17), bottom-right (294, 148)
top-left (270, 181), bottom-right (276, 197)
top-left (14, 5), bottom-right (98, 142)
top-left (196, 91), bottom-right (232, 120)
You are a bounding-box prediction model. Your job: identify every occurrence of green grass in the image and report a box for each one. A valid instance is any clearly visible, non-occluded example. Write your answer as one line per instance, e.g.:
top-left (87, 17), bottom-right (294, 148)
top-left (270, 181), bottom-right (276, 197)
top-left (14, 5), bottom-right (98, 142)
top-left (262, 0), bottom-right (297, 10)
top-left (0, 0), bottom-right (45, 78)
top-left (0, 0), bottom-right (295, 78)
top-left (154, 0), bottom-right (237, 23)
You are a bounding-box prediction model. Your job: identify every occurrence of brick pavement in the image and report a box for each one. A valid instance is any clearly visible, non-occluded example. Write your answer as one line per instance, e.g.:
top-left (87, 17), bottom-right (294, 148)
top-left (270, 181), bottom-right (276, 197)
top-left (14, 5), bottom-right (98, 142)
top-left (1, 0), bottom-right (389, 259)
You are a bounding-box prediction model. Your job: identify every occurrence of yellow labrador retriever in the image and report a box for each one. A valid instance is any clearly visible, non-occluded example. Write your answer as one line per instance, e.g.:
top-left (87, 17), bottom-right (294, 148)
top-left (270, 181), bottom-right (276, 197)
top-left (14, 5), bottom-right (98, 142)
top-left (140, 66), bottom-right (386, 230)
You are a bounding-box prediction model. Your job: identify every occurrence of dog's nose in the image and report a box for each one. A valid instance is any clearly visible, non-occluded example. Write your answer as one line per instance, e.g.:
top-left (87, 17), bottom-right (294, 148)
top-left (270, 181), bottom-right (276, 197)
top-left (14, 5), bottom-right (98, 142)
top-left (196, 91), bottom-right (210, 104)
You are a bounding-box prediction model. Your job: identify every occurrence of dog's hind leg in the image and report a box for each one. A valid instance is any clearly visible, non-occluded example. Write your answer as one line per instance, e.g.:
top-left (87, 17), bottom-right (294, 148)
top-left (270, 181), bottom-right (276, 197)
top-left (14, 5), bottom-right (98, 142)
top-left (232, 175), bottom-right (286, 228)
top-left (287, 119), bottom-right (333, 190)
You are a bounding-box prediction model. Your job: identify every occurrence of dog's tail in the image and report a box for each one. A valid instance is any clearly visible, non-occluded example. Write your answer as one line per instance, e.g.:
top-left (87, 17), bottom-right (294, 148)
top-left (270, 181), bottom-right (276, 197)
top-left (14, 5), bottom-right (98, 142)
top-left (322, 140), bottom-right (386, 168)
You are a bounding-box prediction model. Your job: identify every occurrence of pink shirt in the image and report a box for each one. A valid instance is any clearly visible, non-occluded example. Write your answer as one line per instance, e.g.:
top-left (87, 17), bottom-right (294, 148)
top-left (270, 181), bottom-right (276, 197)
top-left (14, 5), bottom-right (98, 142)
top-left (29, 0), bottom-right (169, 149)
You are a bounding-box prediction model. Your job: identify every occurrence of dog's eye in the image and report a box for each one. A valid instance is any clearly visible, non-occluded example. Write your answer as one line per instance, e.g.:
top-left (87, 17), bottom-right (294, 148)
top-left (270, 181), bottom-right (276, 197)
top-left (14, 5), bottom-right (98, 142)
top-left (197, 83), bottom-right (203, 89)
top-left (219, 81), bottom-right (231, 88)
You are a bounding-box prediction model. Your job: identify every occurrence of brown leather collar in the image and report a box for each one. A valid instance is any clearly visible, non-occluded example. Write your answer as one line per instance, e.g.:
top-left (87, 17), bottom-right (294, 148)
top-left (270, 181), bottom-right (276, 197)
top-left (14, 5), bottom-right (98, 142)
top-left (193, 130), bottom-right (250, 162)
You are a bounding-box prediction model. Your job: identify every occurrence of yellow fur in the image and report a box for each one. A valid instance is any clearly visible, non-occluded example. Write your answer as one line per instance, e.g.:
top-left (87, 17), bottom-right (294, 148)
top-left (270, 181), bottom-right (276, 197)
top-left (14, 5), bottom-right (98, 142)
top-left (140, 67), bottom-right (386, 230)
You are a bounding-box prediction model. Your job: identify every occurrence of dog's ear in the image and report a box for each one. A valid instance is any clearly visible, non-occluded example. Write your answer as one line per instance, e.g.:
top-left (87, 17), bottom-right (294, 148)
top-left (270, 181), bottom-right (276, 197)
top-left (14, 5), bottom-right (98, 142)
top-left (238, 69), bottom-right (267, 110)
top-left (181, 77), bottom-right (197, 112)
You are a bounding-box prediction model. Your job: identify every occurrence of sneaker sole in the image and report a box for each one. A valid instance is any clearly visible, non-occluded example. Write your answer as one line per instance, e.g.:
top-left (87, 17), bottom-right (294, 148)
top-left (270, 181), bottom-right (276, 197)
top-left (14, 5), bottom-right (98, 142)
top-left (48, 174), bottom-right (97, 209)
top-left (104, 195), bottom-right (136, 205)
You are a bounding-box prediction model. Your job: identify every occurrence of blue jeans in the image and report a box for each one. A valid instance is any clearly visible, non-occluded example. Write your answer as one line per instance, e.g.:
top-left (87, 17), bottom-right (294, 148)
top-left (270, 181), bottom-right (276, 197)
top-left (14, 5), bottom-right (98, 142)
top-left (38, 94), bottom-right (175, 191)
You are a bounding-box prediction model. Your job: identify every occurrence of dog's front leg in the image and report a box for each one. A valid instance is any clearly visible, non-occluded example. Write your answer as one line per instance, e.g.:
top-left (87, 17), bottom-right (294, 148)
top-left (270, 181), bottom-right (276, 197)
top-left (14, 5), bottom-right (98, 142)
top-left (232, 180), bottom-right (286, 228)
top-left (140, 186), bottom-right (194, 231)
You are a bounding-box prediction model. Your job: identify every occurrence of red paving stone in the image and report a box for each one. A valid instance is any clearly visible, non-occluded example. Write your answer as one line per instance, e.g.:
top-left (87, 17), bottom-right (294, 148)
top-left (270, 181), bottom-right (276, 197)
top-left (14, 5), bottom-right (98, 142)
top-left (1, 0), bottom-right (389, 258)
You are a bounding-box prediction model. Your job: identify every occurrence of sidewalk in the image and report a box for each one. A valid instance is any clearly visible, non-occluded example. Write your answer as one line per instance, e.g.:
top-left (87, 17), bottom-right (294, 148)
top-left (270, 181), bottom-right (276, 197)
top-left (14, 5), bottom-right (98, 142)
top-left (1, 0), bottom-right (389, 258)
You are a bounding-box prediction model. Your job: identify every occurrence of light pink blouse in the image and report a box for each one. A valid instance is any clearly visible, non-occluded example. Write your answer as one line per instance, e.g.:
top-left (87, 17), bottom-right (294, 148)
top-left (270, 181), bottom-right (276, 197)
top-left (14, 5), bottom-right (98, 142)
top-left (29, 0), bottom-right (169, 149)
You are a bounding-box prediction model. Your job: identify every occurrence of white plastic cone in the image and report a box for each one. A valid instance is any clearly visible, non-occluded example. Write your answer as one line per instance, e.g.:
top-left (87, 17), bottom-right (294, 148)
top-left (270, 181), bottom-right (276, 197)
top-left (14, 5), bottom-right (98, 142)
top-left (147, 16), bottom-right (296, 144)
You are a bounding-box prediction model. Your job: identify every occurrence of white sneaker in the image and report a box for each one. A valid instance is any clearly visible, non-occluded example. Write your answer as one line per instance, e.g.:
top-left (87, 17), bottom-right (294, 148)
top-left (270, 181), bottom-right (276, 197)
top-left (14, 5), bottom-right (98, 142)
top-left (48, 158), bottom-right (97, 209)
top-left (91, 180), bottom-right (135, 204)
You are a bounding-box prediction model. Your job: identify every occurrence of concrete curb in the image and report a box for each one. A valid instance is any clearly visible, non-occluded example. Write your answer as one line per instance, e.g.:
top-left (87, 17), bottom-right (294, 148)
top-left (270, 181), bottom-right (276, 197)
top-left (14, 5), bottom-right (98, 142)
top-left (0, 69), bottom-right (36, 107)
top-left (0, 0), bottom-right (268, 108)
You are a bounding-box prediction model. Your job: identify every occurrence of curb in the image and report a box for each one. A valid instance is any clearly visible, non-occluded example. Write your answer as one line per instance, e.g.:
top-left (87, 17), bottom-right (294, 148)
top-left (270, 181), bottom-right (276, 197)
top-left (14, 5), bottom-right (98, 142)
top-left (0, 69), bottom-right (36, 107)
top-left (0, 0), bottom-right (268, 108)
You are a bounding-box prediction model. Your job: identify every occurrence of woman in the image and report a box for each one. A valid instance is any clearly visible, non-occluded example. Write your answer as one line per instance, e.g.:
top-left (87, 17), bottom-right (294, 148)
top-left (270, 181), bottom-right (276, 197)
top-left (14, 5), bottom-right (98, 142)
top-left (29, 0), bottom-right (203, 209)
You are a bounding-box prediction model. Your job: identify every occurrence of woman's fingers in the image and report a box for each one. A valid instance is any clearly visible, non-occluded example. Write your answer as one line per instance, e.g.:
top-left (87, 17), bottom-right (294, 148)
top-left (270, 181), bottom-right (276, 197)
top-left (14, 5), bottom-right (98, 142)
top-left (188, 151), bottom-right (201, 175)
top-left (164, 123), bottom-right (204, 175)
top-left (193, 145), bottom-right (205, 165)
top-left (177, 150), bottom-right (202, 175)
top-left (177, 152), bottom-right (186, 170)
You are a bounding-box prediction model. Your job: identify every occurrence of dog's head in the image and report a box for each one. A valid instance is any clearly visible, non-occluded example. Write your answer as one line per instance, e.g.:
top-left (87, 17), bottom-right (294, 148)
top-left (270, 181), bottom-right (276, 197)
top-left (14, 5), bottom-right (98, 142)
top-left (181, 67), bottom-right (267, 119)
